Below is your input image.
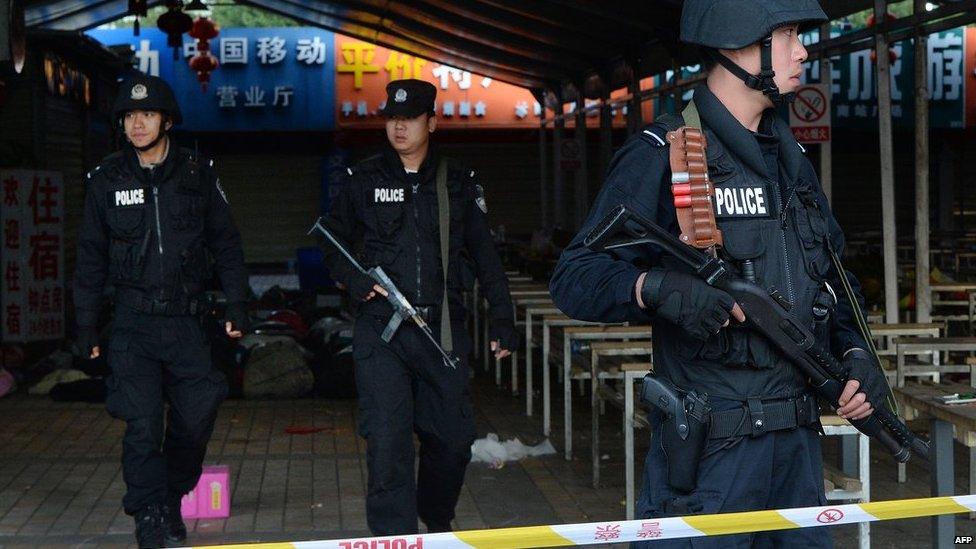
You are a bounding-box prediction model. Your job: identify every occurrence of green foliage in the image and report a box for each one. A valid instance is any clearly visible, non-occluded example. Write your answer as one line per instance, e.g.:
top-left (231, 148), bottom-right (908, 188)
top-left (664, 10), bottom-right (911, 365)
top-left (842, 1), bottom-right (914, 29)
top-left (208, 5), bottom-right (299, 28)
top-left (106, 4), bottom-right (299, 29)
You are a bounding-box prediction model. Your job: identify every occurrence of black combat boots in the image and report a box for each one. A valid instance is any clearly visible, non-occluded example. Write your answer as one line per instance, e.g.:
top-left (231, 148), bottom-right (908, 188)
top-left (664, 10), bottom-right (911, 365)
top-left (134, 504), bottom-right (165, 548)
top-left (162, 495), bottom-right (188, 546)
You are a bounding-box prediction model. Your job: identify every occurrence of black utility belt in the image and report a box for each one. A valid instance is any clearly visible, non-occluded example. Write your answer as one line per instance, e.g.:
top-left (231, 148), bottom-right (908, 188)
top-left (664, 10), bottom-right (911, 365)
top-left (708, 393), bottom-right (820, 439)
top-left (115, 288), bottom-right (209, 316)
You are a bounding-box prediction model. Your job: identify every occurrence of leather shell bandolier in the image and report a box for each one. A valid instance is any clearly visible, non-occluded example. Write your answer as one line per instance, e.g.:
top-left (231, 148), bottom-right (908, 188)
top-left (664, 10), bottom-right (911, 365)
top-left (667, 122), bottom-right (722, 251)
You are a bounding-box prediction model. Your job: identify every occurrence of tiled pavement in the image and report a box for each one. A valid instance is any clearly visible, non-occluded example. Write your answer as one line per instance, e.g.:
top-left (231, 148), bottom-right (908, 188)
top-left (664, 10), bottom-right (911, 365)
top-left (0, 368), bottom-right (975, 548)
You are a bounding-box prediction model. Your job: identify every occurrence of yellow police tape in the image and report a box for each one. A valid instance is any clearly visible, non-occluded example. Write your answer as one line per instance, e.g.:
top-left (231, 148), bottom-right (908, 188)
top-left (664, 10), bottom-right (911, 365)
top-left (196, 494), bottom-right (976, 548)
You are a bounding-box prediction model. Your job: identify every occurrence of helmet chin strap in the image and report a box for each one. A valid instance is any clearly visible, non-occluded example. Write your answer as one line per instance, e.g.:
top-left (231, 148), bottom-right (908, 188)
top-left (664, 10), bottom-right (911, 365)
top-left (134, 128), bottom-right (167, 152)
top-left (708, 37), bottom-right (796, 105)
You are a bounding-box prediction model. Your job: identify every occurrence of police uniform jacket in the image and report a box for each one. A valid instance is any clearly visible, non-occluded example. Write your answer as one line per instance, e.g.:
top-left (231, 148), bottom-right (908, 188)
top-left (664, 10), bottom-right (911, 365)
top-left (322, 144), bottom-right (513, 324)
top-left (550, 85), bottom-right (868, 400)
top-left (74, 143), bottom-right (248, 326)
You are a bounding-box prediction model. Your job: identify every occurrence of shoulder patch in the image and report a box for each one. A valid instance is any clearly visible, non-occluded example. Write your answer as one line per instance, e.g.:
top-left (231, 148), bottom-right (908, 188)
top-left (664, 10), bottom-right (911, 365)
top-left (475, 184), bottom-right (487, 214)
top-left (638, 113), bottom-right (687, 149)
top-left (86, 164), bottom-right (104, 181)
top-left (215, 178), bottom-right (229, 204)
top-left (640, 127), bottom-right (668, 147)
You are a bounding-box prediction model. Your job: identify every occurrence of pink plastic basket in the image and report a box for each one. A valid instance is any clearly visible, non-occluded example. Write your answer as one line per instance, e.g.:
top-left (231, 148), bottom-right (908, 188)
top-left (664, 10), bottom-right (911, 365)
top-left (180, 465), bottom-right (230, 519)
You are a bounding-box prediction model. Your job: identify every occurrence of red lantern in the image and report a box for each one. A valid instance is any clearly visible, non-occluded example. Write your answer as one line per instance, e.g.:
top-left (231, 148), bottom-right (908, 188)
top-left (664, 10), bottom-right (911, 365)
top-left (189, 52), bottom-right (219, 91)
top-left (867, 12), bottom-right (898, 65)
top-left (869, 48), bottom-right (899, 64)
top-left (157, 2), bottom-right (193, 60)
top-left (188, 16), bottom-right (220, 91)
top-left (189, 16), bottom-right (219, 44)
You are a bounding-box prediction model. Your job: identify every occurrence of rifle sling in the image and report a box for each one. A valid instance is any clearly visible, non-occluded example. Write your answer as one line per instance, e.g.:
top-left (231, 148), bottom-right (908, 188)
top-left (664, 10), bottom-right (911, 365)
top-left (436, 159), bottom-right (453, 353)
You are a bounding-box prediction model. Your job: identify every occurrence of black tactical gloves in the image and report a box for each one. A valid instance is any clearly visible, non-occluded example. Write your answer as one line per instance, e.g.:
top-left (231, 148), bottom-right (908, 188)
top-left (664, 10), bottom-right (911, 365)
top-left (640, 269), bottom-right (738, 341)
top-left (223, 302), bottom-right (250, 334)
top-left (73, 326), bottom-right (100, 358)
top-left (842, 348), bottom-right (892, 411)
top-left (489, 318), bottom-right (519, 353)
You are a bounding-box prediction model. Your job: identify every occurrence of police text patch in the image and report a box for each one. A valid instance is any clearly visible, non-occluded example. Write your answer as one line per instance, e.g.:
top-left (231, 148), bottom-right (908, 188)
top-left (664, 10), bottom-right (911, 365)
top-left (714, 186), bottom-right (768, 218)
top-left (374, 188), bottom-right (405, 203)
top-left (108, 188), bottom-right (146, 208)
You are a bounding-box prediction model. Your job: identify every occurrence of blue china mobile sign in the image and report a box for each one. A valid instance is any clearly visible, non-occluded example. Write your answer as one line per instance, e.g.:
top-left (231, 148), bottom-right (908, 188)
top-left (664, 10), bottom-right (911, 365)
top-left (87, 27), bottom-right (336, 132)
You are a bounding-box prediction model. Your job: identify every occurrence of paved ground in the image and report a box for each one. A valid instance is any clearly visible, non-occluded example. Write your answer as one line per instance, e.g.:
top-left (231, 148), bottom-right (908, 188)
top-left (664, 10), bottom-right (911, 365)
top-left (0, 364), bottom-right (974, 548)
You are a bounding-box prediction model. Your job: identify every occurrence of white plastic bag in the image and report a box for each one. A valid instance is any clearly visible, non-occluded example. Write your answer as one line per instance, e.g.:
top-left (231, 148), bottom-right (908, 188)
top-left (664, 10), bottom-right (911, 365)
top-left (470, 433), bottom-right (556, 468)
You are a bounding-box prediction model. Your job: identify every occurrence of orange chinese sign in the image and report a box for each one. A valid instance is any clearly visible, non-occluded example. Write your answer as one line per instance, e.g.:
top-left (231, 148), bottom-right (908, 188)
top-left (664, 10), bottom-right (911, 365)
top-left (334, 38), bottom-right (544, 129)
top-left (966, 27), bottom-right (976, 128)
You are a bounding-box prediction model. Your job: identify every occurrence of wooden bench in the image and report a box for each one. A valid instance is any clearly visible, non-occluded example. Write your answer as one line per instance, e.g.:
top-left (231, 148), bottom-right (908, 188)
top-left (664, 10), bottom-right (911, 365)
top-left (895, 382), bottom-right (976, 536)
top-left (868, 323), bottom-right (943, 381)
top-left (560, 325), bottom-right (651, 459)
top-left (820, 415), bottom-right (872, 549)
top-left (523, 305), bottom-right (562, 417)
top-left (589, 341), bottom-right (653, 487)
top-left (930, 284), bottom-right (976, 332)
top-left (540, 315), bottom-right (606, 437)
top-left (470, 274), bottom-right (534, 358)
top-left (894, 337), bottom-right (976, 387)
top-left (493, 295), bottom-right (555, 395)
top-left (619, 362), bottom-right (653, 520)
top-left (477, 289), bottom-right (550, 374)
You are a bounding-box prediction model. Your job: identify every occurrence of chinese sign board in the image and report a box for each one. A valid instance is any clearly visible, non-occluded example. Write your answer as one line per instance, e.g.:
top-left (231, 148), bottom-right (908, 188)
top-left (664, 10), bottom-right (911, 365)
top-left (87, 26), bottom-right (975, 132)
top-left (87, 27), bottom-right (335, 132)
top-left (789, 84), bottom-right (832, 143)
top-left (1, 171), bottom-right (65, 343)
top-left (801, 27), bottom-right (968, 130)
top-left (333, 39), bottom-right (546, 129)
top-left (655, 27), bottom-right (973, 130)
top-left (967, 28), bottom-right (976, 128)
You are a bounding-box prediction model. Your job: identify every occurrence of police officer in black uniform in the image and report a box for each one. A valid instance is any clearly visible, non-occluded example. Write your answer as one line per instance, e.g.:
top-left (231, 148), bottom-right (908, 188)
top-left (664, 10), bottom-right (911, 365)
top-left (550, 2), bottom-right (890, 547)
top-left (320, 79), bottom-right (518, 535)
top-left (73, 74), bottom-right (249, 548)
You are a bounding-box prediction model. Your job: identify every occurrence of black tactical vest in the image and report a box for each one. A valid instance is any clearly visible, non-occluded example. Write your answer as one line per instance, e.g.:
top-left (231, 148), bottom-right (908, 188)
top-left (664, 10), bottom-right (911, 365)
top-left (644, 98), bottom-right (836, 400)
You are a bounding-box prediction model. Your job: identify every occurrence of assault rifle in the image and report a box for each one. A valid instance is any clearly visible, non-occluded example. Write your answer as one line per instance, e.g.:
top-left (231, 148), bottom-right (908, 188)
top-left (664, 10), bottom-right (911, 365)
top-left (309, 217), bottom-right (460, 370)
top-left (584, 204), bottom-right (929, 463)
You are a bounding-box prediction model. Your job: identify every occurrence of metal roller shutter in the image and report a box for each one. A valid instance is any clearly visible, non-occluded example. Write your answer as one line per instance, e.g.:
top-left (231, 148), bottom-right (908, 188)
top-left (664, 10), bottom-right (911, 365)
top-left (43, 96), bottom-right (85, 272)
top-left (211, 154), bottom-right (322, 264)
top-left (440, 141), bottom-right (540, 236)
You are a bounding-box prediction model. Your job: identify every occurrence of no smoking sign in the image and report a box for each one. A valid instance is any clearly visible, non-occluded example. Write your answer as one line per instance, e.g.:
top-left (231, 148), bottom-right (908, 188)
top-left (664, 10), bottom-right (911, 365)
top-left (789, 84), bottom-right (831, 144)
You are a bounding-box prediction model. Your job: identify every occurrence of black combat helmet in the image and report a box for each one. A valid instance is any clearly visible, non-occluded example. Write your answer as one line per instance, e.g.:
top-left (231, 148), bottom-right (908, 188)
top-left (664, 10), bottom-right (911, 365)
top-left (680, 0), bottom-right (828, 104)
top-left (112, 73), bottom-right (182, 125)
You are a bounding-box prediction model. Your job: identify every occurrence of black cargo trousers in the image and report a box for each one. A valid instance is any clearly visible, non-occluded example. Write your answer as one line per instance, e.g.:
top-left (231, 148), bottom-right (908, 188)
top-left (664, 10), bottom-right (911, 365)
top-left (352, 310), bottom-right (477, 536)
top-left (106, 303), bottom-right (228, 515)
